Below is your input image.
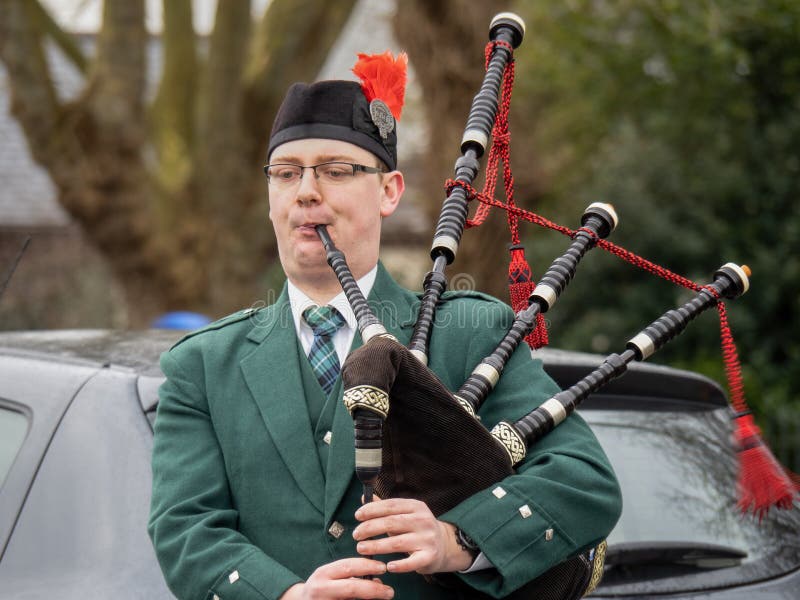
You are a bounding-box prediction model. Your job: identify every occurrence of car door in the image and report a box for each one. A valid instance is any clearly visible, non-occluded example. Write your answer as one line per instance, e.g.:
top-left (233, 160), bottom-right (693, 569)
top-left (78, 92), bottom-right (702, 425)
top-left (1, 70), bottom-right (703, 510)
top-left (0, 352), bottom-right (99, 559)
top-left (0, 359), bottom-right (174, 599)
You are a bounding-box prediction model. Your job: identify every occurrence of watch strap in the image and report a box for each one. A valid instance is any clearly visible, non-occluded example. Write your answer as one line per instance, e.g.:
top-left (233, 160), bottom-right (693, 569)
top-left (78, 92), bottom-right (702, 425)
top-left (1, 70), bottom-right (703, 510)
top-left (455, 527), bottom-right (479, 555)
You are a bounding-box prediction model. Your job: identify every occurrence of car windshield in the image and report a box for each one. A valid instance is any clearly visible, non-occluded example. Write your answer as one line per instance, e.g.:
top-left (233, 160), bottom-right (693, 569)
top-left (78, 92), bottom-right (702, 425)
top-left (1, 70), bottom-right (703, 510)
top-left (586, 407), bottom-right (800, 594)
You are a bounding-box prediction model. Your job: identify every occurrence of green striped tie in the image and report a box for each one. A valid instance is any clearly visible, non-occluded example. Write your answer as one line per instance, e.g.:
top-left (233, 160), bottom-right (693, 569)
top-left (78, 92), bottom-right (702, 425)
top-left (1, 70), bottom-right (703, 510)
top-left (302, 305), bottom-right (346, 395)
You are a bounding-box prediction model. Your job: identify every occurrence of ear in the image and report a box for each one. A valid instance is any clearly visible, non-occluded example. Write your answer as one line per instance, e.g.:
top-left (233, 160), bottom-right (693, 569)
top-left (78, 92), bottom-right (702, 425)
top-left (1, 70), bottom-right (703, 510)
top-left (379, 170), bottom-right (404, 217)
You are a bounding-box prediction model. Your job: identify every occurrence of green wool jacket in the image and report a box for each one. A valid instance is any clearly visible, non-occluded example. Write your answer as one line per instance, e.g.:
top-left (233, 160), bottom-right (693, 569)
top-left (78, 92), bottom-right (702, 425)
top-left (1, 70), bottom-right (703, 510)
top-left (148, 264), bottom-right (622, 600)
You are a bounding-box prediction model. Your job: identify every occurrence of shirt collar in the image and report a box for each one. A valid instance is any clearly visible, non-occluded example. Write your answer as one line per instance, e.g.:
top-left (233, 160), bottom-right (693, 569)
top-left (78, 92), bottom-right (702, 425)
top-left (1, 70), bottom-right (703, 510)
top-left (287, 265), bottom-right (378, 332)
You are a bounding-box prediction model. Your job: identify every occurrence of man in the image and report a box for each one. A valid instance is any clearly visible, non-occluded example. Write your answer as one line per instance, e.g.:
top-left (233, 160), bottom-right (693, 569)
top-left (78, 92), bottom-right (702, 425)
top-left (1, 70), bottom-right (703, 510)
top-left (148, 53), bottom-right (622, 600)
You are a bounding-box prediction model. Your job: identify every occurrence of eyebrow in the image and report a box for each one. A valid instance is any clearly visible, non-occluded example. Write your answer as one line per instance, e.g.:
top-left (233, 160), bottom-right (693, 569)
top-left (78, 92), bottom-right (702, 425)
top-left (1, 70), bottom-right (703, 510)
top-left (269, 154), bottom-right (359, 164)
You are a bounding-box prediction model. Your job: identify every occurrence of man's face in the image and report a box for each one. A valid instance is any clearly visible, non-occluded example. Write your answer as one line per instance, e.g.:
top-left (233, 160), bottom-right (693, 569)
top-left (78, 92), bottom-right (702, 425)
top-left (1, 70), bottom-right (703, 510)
top-left (268, 138), bottom-right (403, 289)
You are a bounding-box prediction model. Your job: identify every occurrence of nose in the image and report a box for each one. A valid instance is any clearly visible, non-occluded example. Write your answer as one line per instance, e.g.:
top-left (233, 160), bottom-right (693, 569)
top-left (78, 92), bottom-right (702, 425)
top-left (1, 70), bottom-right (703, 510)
top-left (295, 167), bottom-right (322, 205)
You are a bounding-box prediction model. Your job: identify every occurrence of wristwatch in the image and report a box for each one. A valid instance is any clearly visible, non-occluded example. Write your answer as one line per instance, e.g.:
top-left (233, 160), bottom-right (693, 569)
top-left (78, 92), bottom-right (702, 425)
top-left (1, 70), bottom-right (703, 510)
top-left (455, 527), bottom-right (480, 557)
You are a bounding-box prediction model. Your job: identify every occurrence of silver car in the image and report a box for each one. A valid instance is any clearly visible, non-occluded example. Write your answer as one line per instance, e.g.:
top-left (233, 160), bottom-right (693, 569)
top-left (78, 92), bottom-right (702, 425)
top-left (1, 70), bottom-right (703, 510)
top-left (0, 330), bottom-right (797, 599)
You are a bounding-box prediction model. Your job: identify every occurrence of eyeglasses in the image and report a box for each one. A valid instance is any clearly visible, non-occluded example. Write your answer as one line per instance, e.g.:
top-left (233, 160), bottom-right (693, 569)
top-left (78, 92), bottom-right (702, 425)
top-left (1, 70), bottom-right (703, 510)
top-left (263, 161), bottom-right (385, 187)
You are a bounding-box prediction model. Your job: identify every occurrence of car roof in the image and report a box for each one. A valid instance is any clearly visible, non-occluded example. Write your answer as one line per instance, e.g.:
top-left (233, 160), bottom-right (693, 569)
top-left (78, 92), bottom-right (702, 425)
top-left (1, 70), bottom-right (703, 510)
top-left (0, 329), bottom-right (184, 377)
top-left (536, 347), bottom-right (728, 409)
top-left (0, 329), bottom-right (729, 409)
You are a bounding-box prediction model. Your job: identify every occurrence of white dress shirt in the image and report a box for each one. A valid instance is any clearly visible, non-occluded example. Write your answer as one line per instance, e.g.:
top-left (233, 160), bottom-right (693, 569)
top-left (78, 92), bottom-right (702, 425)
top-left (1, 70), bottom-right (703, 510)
top-left (287, 265), bottom-right (377, 364)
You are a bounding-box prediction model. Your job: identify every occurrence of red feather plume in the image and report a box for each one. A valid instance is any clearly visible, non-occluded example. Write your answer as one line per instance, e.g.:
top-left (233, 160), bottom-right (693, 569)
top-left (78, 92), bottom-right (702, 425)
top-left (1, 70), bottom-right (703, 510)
top-left (352, 51), bottom-right (408, 120)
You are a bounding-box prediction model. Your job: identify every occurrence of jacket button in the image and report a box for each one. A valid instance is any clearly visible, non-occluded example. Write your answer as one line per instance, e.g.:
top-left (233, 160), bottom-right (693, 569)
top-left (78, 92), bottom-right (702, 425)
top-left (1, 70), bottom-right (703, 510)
top-left (328, 521), bottom-right (345, 539)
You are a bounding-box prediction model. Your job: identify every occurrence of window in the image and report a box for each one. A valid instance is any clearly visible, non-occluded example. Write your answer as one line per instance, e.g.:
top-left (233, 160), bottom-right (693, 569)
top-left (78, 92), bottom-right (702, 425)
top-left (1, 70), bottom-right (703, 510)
top-left (0, 406), bottom-right (28, 486)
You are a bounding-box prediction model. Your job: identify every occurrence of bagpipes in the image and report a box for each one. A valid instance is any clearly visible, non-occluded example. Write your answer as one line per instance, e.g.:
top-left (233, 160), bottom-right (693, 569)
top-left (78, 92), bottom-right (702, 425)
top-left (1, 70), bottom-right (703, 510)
top-left (318, 11), bottom-right (798, 600)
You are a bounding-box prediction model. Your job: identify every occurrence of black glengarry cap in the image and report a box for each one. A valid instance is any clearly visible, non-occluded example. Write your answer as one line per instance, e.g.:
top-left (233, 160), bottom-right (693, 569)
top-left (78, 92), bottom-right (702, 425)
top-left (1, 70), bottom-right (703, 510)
top-left (268, 52), bottom-right (407, 171)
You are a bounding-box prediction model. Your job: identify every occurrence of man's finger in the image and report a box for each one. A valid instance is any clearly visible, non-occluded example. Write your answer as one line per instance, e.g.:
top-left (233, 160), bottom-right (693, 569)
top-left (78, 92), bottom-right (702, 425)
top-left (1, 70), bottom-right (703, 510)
top-left (355, 497), bottom-right (423, 521)
top-left (353, 513), bottom-right (416, 540)
top-left (316, 557), bottom-right (387, 579)
top-left (325, 578), bottom-right (394, 599)
top-left (305, 558), bottom-right (394, 599)
top-left (357, 532), bottom-right (416, 556)
top-left (385, 550), bottom-right (433, 574)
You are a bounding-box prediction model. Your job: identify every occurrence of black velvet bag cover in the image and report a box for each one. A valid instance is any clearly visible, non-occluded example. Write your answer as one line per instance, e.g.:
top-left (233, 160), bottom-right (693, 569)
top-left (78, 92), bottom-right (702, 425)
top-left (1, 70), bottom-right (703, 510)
top-left (341, 336), bottom-right (600, 600)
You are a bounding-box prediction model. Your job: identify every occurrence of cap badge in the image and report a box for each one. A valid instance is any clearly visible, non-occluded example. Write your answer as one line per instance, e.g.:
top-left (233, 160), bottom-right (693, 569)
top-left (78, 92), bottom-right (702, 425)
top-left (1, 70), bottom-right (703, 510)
top-left (369, 99), bottom-right (394, 139)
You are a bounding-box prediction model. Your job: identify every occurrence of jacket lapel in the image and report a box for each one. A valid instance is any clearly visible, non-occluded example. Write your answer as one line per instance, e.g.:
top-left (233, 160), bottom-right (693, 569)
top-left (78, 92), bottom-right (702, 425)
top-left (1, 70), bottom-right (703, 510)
top-left (240, 290), bottom-right (326, 515)
top-left (324, 264), bottom-right (417, 522)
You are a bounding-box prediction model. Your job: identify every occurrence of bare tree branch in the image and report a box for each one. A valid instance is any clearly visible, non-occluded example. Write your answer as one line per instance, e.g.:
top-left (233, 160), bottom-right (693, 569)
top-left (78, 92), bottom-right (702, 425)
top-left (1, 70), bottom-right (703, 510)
top-left (89, 0), bottom-right (146, 135)
top-left (150, 0), bottom-right (197, 192)
top-left (28, 0), bottom-right (88, 74)
top-left (0, 0), bottom-right (61, 168)
top-left (197, 0), bottom-right (251, 212)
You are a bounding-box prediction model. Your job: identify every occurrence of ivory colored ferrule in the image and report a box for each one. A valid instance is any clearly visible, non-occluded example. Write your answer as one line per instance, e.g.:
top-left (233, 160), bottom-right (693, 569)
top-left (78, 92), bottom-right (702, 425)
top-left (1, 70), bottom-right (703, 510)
top-left (491, 12), bottom-right (526, 36)
top-left (531, 283), bottom-right (558, 312)
top-left (472, 362), bottom-right (501, 388)
top-left (355, 448), bottom-right (382, 469)
top-left (721, 262), bottom-right (750, 294)
top-left (409, 348), bottom-right (428, 365)
top-left (431, 235), bottom-right (459, 258)
top-left (361, 323), bottom-right (388, 343)
top-left (461, 129), bottom-right (489, 153)
top-left (586, 202), bottom-right (619, 230)
top-left (540, 398), bottom-right (568, 425)
top-left (628, 332), bottom-right (656, 360)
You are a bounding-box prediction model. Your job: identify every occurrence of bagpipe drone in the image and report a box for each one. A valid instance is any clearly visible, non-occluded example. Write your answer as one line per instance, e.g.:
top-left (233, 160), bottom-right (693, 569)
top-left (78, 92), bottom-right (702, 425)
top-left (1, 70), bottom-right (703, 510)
top-left (316, 12), bottom-right (798, 600)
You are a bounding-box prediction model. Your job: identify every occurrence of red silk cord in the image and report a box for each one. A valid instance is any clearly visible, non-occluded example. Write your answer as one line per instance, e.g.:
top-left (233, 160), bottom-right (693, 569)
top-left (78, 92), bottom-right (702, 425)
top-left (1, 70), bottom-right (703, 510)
top-left (471, 40), bottom-right (548, 348)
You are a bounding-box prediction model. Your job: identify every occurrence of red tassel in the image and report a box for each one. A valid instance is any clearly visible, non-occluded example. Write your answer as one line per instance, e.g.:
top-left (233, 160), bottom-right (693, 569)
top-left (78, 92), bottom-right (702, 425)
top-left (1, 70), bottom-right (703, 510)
top-left (734, 414), bottom-right (797, 519)
top-left (508, 246), bottom-right (548, 349)
top-left (715, 301), bottom-right (798, 516)
top-left (352, 51), bottom-right (408, 120)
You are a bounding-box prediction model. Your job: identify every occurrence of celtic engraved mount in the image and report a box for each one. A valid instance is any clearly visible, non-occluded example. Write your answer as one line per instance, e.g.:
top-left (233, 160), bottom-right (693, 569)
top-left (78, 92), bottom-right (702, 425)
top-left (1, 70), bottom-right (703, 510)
top-left (453, 394), bottom-right (477, 417)
top-left (585, 540), bottom-right (608, 596)
top-left (343, 385), bottom-right (390, 418)
top-left (491, 421), bottom-right (527, 465)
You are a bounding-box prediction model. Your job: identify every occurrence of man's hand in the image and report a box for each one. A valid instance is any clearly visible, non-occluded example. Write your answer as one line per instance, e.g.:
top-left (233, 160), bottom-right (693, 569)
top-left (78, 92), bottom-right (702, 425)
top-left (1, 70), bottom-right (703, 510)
top-left (279, 558), bottom-right (393, 599)
top-left (353, 498), bottom-right (475, 574)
